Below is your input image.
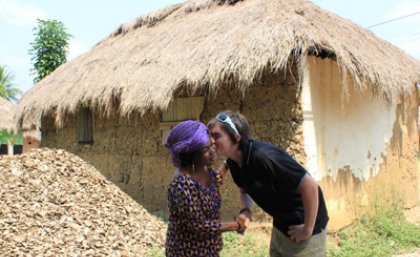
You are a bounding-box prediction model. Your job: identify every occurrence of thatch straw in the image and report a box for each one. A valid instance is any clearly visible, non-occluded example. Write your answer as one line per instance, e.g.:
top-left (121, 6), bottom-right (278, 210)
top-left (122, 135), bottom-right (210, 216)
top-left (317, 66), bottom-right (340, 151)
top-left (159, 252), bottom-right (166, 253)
top-left (22, 129), bottom-right (40, 142)
top-left (16, 0), bottom-right (420, 128)
top-left (0, 97), bottom-right (15, 132)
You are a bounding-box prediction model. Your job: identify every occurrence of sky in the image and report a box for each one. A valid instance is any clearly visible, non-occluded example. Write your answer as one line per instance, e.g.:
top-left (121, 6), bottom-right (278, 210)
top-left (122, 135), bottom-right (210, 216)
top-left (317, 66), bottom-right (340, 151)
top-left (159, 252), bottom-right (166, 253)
top-left (1, 0), bottom-right (420, 98)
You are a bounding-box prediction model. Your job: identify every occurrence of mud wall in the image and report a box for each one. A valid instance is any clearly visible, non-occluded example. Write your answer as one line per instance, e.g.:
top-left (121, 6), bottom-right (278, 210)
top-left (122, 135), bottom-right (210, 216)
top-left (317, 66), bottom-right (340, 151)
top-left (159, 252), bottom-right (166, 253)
top-left (41, 58), bottom-right (418, 231)
top-left (203, 70), bottom-right (304, 221)
top-left (40, 69), bottom-right (302, 221)
top-left (304, 56), bottom-right (419, 230)
top-left (23, 138), bottom-right (39, 154)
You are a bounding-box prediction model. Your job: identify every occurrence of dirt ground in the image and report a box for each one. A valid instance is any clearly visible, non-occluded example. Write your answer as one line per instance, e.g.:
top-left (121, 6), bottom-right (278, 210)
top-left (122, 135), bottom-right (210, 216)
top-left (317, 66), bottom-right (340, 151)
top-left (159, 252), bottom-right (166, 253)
top-left (394, 249), bottom-right (420, 257)
top-left (246, 222), bottom-right (272, 246)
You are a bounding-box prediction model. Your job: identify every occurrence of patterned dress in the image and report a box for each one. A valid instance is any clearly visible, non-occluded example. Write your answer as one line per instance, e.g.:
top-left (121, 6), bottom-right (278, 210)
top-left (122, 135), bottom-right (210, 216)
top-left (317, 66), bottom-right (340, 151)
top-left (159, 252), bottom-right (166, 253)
top-left (166, 168), bottom-right (223, 257)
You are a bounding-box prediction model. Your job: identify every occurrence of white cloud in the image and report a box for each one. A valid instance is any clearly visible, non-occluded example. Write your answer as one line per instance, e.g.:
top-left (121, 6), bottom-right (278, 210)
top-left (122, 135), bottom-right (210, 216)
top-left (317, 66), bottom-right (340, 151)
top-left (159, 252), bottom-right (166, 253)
top-left (68, 39), bottom-right (89, 61)
top-left (0, 0), bottom-right (48, 28)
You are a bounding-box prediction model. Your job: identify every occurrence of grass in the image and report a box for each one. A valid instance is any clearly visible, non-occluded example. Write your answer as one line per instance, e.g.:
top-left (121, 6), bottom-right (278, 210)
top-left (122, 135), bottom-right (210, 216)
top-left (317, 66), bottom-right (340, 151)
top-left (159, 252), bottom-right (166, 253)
top-left (145, 231), bottom-right (268, 257)
top-left (145, 203), bottom-right (420, 257)
top-left (221, 231), bottom-right (268, 257)
top-left (145, 247), bottom-right (165, 257)
top-left (328, 204), bottom-right (420, 257)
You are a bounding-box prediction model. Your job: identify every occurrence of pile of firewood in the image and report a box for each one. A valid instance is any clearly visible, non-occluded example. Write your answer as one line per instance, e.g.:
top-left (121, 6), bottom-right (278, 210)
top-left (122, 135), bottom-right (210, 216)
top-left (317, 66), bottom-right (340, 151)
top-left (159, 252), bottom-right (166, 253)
top-left (0, 148), bottom-right (166, 257)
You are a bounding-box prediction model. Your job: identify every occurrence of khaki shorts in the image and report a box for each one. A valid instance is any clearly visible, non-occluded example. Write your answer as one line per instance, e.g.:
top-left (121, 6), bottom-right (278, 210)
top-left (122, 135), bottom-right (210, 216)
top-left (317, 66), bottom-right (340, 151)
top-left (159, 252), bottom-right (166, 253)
top-left (269, 226), bottom-right (326, 257)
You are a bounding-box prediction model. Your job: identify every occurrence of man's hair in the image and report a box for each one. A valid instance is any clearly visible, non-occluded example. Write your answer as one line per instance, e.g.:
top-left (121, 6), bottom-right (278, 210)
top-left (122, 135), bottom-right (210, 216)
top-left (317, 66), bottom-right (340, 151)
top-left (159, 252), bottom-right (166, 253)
top-left (208, 110), bottom-right (252, 152)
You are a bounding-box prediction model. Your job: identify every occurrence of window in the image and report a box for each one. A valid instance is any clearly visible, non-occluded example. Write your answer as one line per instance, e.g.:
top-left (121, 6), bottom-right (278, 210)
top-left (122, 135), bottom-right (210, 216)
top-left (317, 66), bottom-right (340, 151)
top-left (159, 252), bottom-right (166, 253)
top-left (160, 97), bottom-right (204, 143)
top-left (78, 107), bottom-right (94, 144)
top-left (0, 144), bottom-right (7, 155)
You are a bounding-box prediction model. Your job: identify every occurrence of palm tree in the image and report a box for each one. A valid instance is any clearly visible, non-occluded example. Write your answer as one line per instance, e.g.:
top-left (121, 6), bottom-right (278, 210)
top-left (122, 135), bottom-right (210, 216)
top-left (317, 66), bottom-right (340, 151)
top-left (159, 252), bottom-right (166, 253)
top-left (0, 65), bottom-right (22, 102)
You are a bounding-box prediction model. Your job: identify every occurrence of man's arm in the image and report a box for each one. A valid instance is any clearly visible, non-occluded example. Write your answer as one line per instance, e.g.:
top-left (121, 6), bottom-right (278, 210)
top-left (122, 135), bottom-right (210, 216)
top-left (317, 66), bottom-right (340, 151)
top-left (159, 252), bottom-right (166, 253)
top-left (239, 187), bottom-right (253, 211)
top-left (288, 174), bottom-right (319, 242)
top-left (237, 187), bottom-right (253, 232)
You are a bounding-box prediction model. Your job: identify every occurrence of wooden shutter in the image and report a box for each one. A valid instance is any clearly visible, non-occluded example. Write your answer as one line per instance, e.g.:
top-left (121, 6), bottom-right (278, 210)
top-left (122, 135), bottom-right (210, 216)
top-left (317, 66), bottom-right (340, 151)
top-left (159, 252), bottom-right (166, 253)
top-left (160, 97), bottom-right (204, 143)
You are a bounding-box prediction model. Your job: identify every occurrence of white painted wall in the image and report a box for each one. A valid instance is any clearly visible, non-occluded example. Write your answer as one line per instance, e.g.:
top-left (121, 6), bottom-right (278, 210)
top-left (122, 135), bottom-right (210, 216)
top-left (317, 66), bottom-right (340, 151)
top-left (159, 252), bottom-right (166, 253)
top-left (301, 56), bottom-right (396, 181)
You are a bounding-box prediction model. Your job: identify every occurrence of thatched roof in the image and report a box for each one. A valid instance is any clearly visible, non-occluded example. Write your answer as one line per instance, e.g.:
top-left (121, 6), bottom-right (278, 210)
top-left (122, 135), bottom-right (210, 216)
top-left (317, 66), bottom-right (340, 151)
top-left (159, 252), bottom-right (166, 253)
top-left (16, 0), bottom-right (420, 128)
top-left (0, 97), bottom-right (15, 131)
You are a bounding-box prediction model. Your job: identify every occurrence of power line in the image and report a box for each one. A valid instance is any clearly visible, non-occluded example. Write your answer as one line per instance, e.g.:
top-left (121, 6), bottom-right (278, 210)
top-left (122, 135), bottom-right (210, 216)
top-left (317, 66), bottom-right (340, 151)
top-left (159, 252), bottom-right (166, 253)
top-left (397, 35), bottom-right (420, 45)
top-left (394, 31), bottom-right (420, 44)
top-left (367, 10), bottom-right (420, 28)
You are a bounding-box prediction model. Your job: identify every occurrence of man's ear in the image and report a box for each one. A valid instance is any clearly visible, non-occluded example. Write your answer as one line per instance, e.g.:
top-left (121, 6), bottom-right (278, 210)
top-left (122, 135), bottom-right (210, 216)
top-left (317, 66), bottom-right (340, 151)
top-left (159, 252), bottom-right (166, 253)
top-left (235, 134), bottom-right (241, 144)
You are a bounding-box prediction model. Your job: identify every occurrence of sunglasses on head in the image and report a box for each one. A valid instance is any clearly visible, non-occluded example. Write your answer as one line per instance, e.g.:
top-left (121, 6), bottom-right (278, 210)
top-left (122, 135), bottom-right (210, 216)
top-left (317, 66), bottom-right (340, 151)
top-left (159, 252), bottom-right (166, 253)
top-left (216, 112), bottom-right (239, 136)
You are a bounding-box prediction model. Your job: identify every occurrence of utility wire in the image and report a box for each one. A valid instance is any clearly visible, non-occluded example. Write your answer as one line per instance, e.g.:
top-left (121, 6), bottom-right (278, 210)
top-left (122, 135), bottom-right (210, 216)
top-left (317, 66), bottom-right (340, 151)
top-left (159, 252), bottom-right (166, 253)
top-left (398, 35), bottom-right (420, 45)
top-left (367, 10), bottom-right (420, 28)
top-left (394, 31), bottom-right (420, 44)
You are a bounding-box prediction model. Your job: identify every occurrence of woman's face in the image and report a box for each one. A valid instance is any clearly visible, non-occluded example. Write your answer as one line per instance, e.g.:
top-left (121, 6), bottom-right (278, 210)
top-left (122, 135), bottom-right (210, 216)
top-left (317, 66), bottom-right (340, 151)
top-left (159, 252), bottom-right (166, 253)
top-left (209, 122), bottom-right (236, 157)
top-left (199, 139), bottom-right (218, 165)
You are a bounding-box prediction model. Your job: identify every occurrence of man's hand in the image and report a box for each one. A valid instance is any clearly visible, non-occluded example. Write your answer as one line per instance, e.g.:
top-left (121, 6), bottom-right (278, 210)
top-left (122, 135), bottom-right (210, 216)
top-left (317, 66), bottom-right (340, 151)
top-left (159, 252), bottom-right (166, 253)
top-left (288, 224), bottom-right (312, 243)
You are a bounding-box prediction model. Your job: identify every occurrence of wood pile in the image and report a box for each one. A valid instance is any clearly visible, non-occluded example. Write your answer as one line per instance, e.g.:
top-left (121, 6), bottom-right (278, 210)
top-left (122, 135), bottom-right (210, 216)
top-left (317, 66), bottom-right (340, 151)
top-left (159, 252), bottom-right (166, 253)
top-left (0, 148), bottom-right (166, 257)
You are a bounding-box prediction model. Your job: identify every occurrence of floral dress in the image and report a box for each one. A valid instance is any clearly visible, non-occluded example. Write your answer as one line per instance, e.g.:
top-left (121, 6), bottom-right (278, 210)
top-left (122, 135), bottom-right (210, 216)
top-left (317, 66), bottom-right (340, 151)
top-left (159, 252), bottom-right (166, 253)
top-left (165, 168), bottom-right (223, 257)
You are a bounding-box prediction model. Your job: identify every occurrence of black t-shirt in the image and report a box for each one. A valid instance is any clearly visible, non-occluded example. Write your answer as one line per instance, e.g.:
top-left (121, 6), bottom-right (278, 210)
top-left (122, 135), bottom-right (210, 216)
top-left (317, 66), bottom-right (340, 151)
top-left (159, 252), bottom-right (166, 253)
top-left (228, 140), bottom-right (329, 236)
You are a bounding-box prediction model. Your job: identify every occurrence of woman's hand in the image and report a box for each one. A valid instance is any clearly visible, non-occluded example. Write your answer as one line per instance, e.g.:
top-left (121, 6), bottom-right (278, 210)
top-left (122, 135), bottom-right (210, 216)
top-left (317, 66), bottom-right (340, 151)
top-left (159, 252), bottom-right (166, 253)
top-left (235, 214), bottom-right (251, 233)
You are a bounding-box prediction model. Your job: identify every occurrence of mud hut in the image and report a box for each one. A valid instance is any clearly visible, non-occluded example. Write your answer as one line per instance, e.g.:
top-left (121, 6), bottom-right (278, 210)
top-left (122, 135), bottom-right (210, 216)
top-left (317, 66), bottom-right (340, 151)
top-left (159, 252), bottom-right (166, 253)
top-left (20, 116), bottom-right (40, 154)
top-left (0, 97), bottom-right (38, 154)
top-left (16, 0), bottom-right (420, 230)
top-left (0, 97), bottom-right (14, 132)
top-left (0, 97), bottom-right (16, 155)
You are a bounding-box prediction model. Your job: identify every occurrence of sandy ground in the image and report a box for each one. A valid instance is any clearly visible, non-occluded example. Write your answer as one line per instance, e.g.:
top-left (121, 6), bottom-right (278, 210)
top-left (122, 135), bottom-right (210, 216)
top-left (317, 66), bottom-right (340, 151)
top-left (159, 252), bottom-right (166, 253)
top-left (394, 249), bottom-right (420, 257)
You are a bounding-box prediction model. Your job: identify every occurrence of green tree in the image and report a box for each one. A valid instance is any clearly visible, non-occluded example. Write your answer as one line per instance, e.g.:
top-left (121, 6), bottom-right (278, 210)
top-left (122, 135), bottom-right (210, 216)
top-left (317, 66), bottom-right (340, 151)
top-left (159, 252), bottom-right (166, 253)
top-left (0, 65), bottom-right (21, 102)
top-left (29, 19), bottom-right (72, 82)
top-left (0, 130), bottom-right (22, 145)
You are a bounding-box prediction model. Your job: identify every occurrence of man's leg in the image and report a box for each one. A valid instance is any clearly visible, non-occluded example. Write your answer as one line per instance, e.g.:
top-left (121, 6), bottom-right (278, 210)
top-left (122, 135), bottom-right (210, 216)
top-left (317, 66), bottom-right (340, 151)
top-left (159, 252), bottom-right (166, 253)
top-left (269, 226), bottom-right (326, 257)
top-left (269, 226), bottom-right (283, 257)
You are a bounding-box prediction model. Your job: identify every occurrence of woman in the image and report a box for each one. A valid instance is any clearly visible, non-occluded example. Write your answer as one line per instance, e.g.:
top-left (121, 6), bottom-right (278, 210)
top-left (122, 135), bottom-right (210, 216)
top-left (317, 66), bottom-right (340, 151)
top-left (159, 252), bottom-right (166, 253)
top-left (164, 120), bottom-right (245, 257)
top-left (208, 111), bottom-right (329, 257)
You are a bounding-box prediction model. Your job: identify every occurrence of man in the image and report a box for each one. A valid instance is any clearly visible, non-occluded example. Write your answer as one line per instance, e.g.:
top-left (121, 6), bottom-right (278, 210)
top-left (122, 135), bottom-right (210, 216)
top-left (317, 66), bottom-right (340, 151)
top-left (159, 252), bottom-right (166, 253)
top-left (208, 110), bottom-right (329, 257)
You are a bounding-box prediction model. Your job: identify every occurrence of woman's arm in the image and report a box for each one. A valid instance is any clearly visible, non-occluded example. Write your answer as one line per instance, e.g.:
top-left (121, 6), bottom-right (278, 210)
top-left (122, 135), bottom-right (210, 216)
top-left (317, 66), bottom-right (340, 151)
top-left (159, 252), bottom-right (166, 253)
top-left (220, 220), bottom-right (242, 232)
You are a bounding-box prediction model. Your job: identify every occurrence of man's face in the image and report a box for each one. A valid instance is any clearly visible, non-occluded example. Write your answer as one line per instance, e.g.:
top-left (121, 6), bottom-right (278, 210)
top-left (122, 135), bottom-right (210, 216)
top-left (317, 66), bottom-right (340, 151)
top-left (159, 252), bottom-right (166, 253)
top-left (210, 122), bottom-right (236, 156)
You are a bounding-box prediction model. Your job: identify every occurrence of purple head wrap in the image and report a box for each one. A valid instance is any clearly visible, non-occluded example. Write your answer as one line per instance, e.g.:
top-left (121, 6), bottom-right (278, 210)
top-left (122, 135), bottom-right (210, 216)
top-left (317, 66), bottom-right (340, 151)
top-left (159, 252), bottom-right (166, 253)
top-left (164, 120), bottom-right (210, 167)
